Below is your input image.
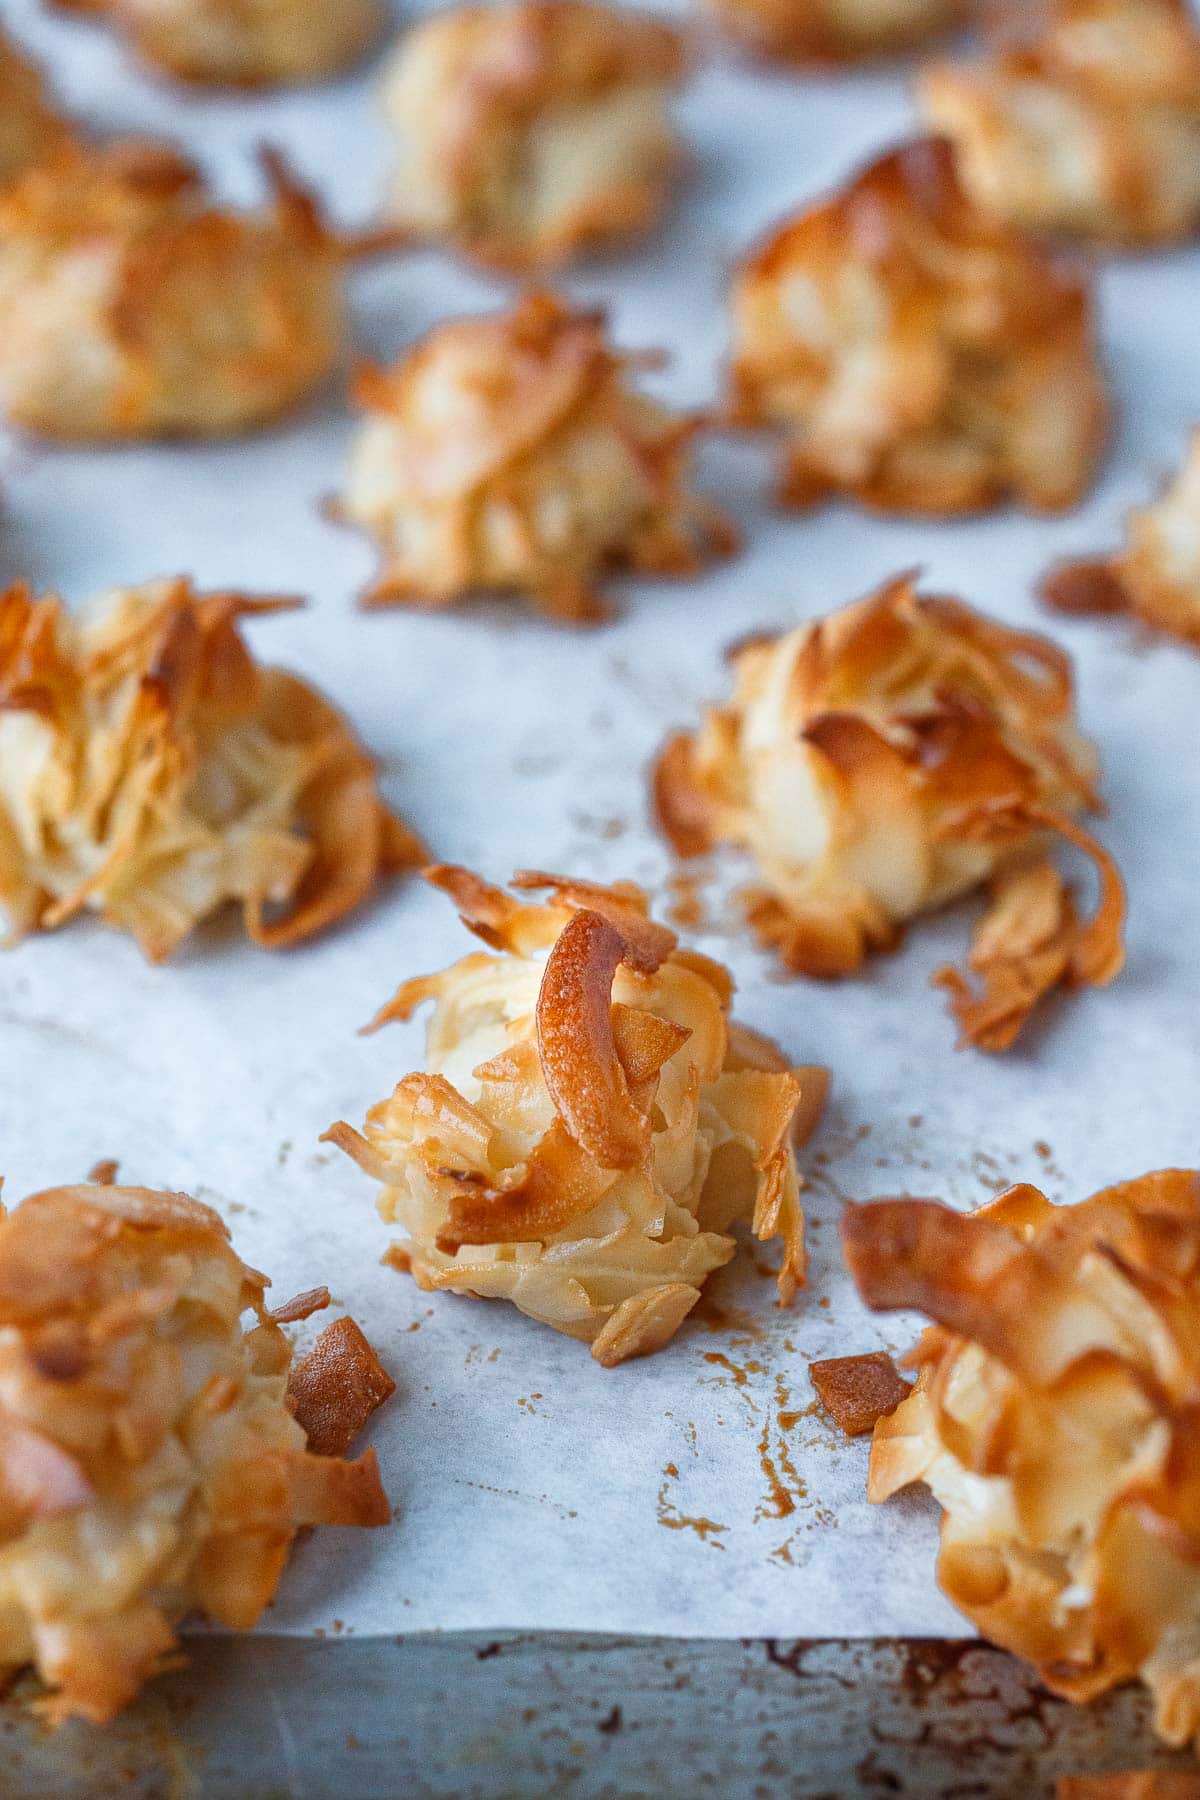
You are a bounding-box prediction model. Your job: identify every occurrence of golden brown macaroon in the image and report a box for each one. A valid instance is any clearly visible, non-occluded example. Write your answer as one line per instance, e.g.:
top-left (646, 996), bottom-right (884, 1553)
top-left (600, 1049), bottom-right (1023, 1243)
top-left (727, 137), bottom-right (1109, 516)
top-left (0, 1180), bottom-right (392, 1724)
top-left (843, 1171), bottom-right (1200, 1755)
top-left (0, 577), bottom-right (422, 960)
top-left (326, 866), bottom-right (828, 1365)
top-left (0, 30), bottom-right (73, 186)
top-left (0, 140), bottom-right (346, 440)
top-left (380, 0), bottom-right (687, 270)
top-left (1043, 429), bottom-right (1200, 649)
top-left (706, 0), bottom-right (964, 65)
top-left (336, 290), bottom-right (737, 623)
top-left (653, 573), bottom-right (1126, 1051)
top-left (50, 0), bottom-right (387, 87)
top-left (921, 0), bottom-right (1200, 246)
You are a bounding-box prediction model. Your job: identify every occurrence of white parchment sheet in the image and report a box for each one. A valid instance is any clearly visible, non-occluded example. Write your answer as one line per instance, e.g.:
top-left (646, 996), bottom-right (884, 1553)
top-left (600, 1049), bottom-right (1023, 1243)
top-left (1, 0), bottom-right (1198, 1640)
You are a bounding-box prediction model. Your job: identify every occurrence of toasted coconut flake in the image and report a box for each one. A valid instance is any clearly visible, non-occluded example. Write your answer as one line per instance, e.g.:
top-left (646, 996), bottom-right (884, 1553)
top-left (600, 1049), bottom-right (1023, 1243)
top-left (270, 1285), bottom-right (331, 1325)
top-left (513, 868), bottom-right (677, 972)
top-left (379, 1), bottom-right (687, 270)
top-left (844, 1174), bottom-right (1200, 1752)
top-left (51, 0), bottom-right (386, 86)
top-left (706, 0), bottom-right (964, 64)
top-left (727, 137), bottom-right (1108, 515)
top-left (286, 1317), bottom-right (395, 1457)
top-left (0, 140), bottom-right (345, 440)
top-left (0, 578), bottom-right (419, 959)
top-left (1042, 430), bottom-right (1200, 649)
top-left (810, 1351), bottom-right (911, 1436)
top-left (0, 31), bottom-right (73, 185)
top-left (591, 1283), bottom-right (701, 1368)
top-left (537, 910), bottom-right (654, 1169)
top-left (933, 807), bottom-right (1125, 1050)
top-left (335, 290), bottom-right (735, 622)
top-left (651, 572), bottom-right (1120, 1049)
top-left (329, 869), bottom-right (821, 1360)
top-left (789, 1065), bottom-right (831, 1148)
top-left (0, 1182), bottom-right (389, 1723)
top-left (922, 0), bottom-right (1200, 247)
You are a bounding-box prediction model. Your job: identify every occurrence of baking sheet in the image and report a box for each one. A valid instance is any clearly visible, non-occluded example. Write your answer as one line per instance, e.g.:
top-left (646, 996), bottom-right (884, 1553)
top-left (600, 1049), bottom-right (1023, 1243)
top-left (1, 0), bottom-right (1198, 1641)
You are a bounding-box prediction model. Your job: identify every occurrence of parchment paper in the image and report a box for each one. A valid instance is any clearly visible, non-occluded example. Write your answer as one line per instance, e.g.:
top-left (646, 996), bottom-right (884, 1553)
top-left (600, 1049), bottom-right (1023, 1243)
top-left (1, 0), bottom-right (1198, 1640)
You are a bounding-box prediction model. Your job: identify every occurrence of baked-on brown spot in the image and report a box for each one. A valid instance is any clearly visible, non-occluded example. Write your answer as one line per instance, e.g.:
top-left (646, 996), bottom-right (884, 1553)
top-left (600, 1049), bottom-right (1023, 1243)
top-left (810, 1351), bottom-right (911, 1436)
top-left (287, 1317), bottom-right (396, 1457)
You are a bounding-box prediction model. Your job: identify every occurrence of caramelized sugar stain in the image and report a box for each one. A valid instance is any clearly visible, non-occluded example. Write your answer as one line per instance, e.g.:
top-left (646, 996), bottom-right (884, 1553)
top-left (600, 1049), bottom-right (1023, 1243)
top-left (655, 1462), bottom-right (729, 1547)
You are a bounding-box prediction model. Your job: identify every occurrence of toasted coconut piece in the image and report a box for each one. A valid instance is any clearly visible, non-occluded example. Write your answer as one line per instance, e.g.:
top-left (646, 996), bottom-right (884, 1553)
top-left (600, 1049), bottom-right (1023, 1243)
top-left (0, 31), bottom-right (73, 186)
top-left (922, 0), bottom-right (1200, 246)
top-left (706, 0), bottom-right (964, 64)
top-left (336, 291), bottom-right (736, 622)
top-left (0, 577), bottom-right (421, 960)
top-left (50, 0), bottom-right (386, 86)
top-left (0, 1181), bottom-right (390, 1724)
top-left (933, 812), bottom-right (1125, 1050)
top-left (652, 572), bottom-right (1124, 1050)
top-left (379, 1), bottom-right (687, 270)
top-left (0, 140), bottom-right (346, 440)
top-left (287, 1317), bottom-right (396, 1457)
top-left (326, 867), bottom-right (826, 1362)
top-left (728, 137), bottom-right (1108, 516)
top-left (843, 1172), bottom-right (1200, 1753)
top-left (811, 1351), bottom-right (911, 1435)
top-left (1043, 430), bottom-right (1200, 649)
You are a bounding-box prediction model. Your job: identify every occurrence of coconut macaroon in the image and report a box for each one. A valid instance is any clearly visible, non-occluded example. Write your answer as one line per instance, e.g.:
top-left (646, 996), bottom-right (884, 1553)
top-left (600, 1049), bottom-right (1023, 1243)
top-left (654, 573), bottom-right (1126, 1051)
top-left (337, 291), bottom-right (736, 622)
top-left (50, 0), bottom-right (387, 87)
top-left (0, 1180), bottom-right (392, 1724)
top-left (843, 1170), bottom-right (1200, 1754)
top-left (326, 866), bottom-right (827, 1365)
top-left (706, 0), bottom-right (964, 65)
top-left (0, 577), bottom-right (422, 960)
top-left (0, 31), bottom-right (73, 186)
top-left (921, 0), bottom-right (1200, 246)
top-left (1042, 430), bottom-right (1200, 650)
top-left (727, 137), bottom-right (1109, 516)
top-left (380, 0), bottom-right (687, 270)
top-left (0, 141), bottom-right (345, 440)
